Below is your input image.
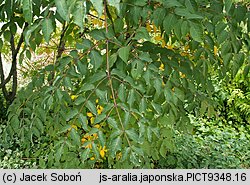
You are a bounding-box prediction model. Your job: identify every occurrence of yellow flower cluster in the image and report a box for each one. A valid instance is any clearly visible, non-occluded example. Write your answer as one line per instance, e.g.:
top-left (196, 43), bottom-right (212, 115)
top-left (86, 100), bottom-right (104, 125)
top-left (81, 133), bottom-right (98, 149)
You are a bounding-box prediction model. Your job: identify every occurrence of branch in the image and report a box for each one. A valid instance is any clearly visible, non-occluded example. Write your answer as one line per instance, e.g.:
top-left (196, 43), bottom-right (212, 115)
top-left (87, 13), bottom-right (105, 21)
top-left (48, 22), bottom-right (68, 85)
top-left (103, 0), bottom-right (131, 147)
top-left (0, 23), bottom-right (28, 88)
top-left (0, 53), bottom-right (8, 98)
top-left (56, 22), bottom-right (68, 60)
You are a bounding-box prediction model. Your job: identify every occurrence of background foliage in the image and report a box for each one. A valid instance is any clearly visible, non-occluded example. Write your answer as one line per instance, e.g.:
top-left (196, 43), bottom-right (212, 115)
top-left (0, 0), bottom-right (249, 168)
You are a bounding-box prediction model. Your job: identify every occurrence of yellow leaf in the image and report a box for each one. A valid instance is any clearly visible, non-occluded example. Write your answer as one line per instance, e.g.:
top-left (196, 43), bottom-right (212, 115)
top-left (162, 80), bottom-right (165, 87)
top-left (146, 22), bottom-right (151, 32)
top-left (100, 150), bottom-right (105, 158)
top-left (70, 95), bottom-right (78, 101)
top-left (179, 72), bottom-right (186, 78)
top-left (214, 46), bottom-right (218, 56)
top-left (99, 146), bottom-right (107, 158)
top-left (71, 124), bottom-right (78, 130)
top-left (81, 137), bottom-right (86, 144)
top-left (87, 112), bottom-right (94, 117)
top-left (84, 133), bottom-right (91, 140)
top-left (153, 24), bottom-right (157, 33)
top-left (184, 45), bottom-right (189, 51)
top-left (161, 40), bottom-right (166, 48)
top-left (90, 117), bottom-right (95, 124)
top-left (116, 152), bottom-right (122, 160)
top-left (180, 52), bottom-right (188, 56)
top-left (93, 133), bottom-right (98, 139)
top-left (167, 45), bottom-right (174, 51)
top-left (154, 35), bottom-right (162, 41)
top-left (97, 20), bottom-right (103, 27)
top-left (92, 19), bottom-right (99, 25)
top-left (94, 124), bottom-right (101, 129)
top-left (159, 63), bottom-right (164, 71)
top-left (97, 105), bottom-right (104, 115)
top-left (86, 143), bottom-right (92, 149)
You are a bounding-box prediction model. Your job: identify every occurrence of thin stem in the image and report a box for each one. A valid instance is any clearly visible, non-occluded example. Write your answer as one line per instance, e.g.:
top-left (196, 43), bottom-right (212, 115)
top-left (103, 0), bottom-right (131, 147)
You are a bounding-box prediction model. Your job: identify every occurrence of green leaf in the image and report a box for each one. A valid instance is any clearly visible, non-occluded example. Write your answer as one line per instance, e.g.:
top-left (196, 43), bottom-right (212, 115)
top-left (153, 78), bottom-right (162, 98)
top-left (72, 1), bottom-right (85, 30)
top-left (64, 76), bottom-right (73, 89)
top-left (125, 129), bottom-right (139, 142)
top-left (118, 46), bottom-right (130, 63)
top-left (90, 0), bottom-right (104, 16)
top-left (133, 0), bottom-right (147, 6)
top-left (92, 142), bottom-right (100, 159)
top-left (109, 53), bottom-right (118, 68)
top-left (10, 115), bottom-right (20, 131)
top-left (108, 0), bottom-right (120, 13)
top-left (89, 71), bottom-right (106, 83)
top-left (80, 83), bottom-right (95, 92)
top-left (189, 22), bottom-right (203, 43)
top-left (23, 0), bottom-right (33, 23)
top-left (35, 117), bottom-right (44, 133)
top-left (130, 152), bottom-right (140, 166)
top-left (110, 136), bottom-right (122, 158)
top-left (5, 0), bottom-right (14, 20)
top-left (139, 98), bottom-right (147, 114)
top-left (81, 148), bottom-right (90, 161)
top-left (90, 50), bottom-right (103, 71)
top-left (66, 109), bottom-right (78, 121)
top-left (107, 117), bottom-right (118, 129)
top-left (224, 0), bottom-right (232, 14)
top-left (118, 84), bottom-right (126, 102)
top-left (86, 100), bottom-right (97, 115)
top-left (163, 14), bottom-right (176, 35)
top-left (78, 114), bottom-right (89, 131)
top-left (98, 131), bottom-right (105, 147)
top-left (32, 127), bottom-right (40, 138)
top-left (25, 23), bottom-right (41, 46)
top-left (127, 89), bottom-right (135, 108)
top-left (55, 144), bottom-right (64, 161)
top-left (134, 27), bottom-right (150, 40)
top-left (95, 89), bottom-right (108, 102)
top-left (175, 8), bottom-right (203, 20)
top-left (94, 114), bottom-right (106, 124)
top-left (70, 128), bottom-right (80, 146)
top-left (163, 0), bottom-right (183, 8)
top-left (90, 29), bottom-right (106, 40)
top-left (55, 0), bottom-right (69, 22)
top-left (121, 147), bottom-right (131, 162)
top-left (74, 96), bottom-right (85, 106)
top-left (124, 111), bottom-right (131, 128)
top-left (181, 21), bottom-right (189, 36)
top-left (42, 18), bottom-right (54, 43)
top-left (131, 145), bottom-right (144, 156)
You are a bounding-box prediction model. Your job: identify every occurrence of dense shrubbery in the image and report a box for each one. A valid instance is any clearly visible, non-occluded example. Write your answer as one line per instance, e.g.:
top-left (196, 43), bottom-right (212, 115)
top-left (157, 117), bottom-right (250, 169)
top-left (2, 117), bottom-right (250, 169)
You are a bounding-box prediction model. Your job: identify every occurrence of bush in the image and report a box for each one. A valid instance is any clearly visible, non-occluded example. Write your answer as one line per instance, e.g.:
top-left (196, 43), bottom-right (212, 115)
top-left (157, 118), bottom-right (250, 169)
